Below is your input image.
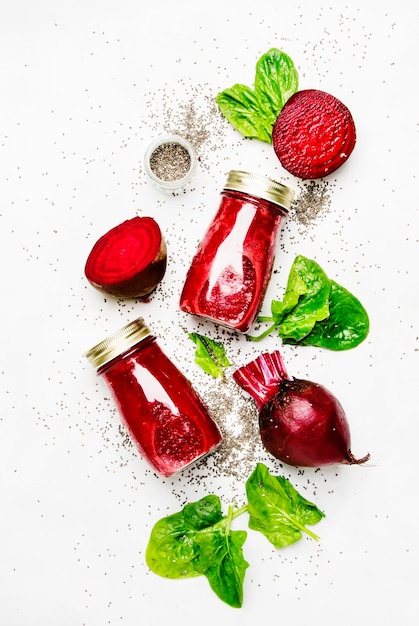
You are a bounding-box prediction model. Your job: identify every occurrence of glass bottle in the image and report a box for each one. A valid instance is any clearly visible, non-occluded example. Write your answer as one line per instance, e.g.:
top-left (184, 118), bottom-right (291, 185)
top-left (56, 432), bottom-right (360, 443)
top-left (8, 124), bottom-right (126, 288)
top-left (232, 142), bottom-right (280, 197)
top-left (85, 317), bottom-right (222, 477)
top-left (179, 170), bottom-right (294, 333)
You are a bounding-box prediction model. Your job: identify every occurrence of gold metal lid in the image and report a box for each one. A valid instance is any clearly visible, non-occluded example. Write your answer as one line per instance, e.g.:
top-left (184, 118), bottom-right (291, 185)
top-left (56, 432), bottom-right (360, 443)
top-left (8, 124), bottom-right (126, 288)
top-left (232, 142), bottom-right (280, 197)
top-left (223, 170), bottom-right (294, 211)
top-left (85, 317), bottom-right (152, 369)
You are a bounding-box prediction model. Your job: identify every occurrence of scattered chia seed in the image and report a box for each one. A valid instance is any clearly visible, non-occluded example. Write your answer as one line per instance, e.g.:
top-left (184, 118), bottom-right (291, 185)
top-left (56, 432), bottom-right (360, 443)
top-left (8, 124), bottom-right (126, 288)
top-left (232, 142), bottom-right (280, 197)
top-left (291, 179), bottom-right (334, 226)
top-left (186, 377), bottom-right (267, 483)
top-left (146, 80), bottom-right (229, 169)
top-left (149, 141), bottom-right (191, 181)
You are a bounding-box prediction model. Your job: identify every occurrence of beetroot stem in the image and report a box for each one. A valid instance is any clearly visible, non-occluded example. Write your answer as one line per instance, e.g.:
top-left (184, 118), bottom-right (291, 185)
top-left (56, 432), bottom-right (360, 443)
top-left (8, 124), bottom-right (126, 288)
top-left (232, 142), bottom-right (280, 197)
top-left (233, 350), bottom-right (290, 409)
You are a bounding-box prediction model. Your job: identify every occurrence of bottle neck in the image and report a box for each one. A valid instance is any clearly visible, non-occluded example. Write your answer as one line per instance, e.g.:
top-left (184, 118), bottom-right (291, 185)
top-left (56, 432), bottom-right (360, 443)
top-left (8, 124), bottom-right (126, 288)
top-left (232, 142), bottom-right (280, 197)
top-left (221, 189), bottom-right (288, 216)
top-left (97, 335), bottom-right (156, 375)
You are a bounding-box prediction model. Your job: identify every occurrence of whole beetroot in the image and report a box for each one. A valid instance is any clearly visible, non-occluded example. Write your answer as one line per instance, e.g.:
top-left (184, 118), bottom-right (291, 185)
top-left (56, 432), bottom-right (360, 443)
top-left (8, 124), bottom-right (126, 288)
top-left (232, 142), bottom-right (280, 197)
top-left (233, 350), bottom-right (369, 468)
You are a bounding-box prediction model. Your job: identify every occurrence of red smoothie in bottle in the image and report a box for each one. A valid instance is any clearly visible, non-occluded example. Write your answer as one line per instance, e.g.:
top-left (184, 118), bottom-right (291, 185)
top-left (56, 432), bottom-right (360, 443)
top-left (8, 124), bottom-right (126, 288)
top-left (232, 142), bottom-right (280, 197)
top-left (85, 318), bottom-right (222, 477)
top-left (180, 171), bottom-right (294, 332)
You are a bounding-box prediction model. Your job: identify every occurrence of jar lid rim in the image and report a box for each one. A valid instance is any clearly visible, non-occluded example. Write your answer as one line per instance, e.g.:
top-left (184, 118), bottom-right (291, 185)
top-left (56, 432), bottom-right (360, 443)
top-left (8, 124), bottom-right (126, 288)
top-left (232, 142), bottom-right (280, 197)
top-left (224, 170), bottom-right (294, 211)
top-left (85, 317), bottom-right (151, 369)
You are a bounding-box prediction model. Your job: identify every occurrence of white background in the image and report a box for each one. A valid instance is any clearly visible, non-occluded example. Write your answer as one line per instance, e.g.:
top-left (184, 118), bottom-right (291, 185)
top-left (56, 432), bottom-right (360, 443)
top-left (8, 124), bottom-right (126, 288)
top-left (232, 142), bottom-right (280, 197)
top-left (1, 1), bottom-right (418, 624)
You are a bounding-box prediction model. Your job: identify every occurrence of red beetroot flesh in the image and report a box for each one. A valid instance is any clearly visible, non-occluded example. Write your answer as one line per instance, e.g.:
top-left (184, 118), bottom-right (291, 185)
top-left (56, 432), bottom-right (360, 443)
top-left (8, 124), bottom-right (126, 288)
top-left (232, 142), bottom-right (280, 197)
top-left (272, 89), bottom-right (356, 179)
top-left (233, 350), bottom-right (369, 468)
top-left (85, 216), bottom-right (167, 298)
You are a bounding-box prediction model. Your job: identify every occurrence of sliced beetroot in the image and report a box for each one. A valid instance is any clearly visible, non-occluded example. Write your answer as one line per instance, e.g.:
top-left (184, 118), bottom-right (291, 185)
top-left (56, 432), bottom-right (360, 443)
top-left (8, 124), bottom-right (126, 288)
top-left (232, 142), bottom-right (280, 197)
top-left (272, 89), bottom-right (356, 179)
top-left (84, 216), bottom-right (167, 298)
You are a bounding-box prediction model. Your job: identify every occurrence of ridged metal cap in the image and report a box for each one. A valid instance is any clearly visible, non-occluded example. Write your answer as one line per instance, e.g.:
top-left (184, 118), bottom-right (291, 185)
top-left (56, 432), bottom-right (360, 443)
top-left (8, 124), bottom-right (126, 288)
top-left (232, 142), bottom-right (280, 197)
top-left (224, 170), bottom-right (294, 211)
top-left (85, 317), bottom-right (152, 369)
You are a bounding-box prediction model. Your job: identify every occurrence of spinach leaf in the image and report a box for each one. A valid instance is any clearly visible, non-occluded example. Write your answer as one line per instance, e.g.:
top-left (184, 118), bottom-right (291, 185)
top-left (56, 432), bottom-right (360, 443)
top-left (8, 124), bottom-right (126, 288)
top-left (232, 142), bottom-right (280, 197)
top-left (194, 507), bottom-right (249, 609)
top-left (188, 332), bottom-right (231, 379)
top-left (216, 84), bottom-right (273, 143)
top-left (286, 280), bottom-right (370, 350)
top-left (146, 496), bottom-right (249, 608)
top-left (246, 463), bottom-right (325, 547)
top-left (254, 48), bottom-right (299, 120)
top-left (216, 48), bottom-right (299, 143)
top-left (248, 255), bottom-right (370, 350)
top-left (275, 255), bottom-right (331, 342)
top-left (145, 465), bottom-right (325, 607)
top-left (145, 495), bottom-right (224, 579)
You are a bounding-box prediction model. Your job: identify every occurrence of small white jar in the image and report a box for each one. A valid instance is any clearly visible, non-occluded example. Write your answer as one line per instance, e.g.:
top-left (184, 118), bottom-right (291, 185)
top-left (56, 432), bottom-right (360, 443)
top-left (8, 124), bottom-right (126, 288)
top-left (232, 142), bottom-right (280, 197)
top-left (144, 134), bottom-right (197, 191)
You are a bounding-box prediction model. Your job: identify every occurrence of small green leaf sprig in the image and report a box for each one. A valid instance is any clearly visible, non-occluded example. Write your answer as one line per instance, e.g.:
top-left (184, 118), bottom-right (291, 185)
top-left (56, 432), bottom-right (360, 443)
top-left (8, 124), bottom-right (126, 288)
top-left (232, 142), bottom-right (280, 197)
top-left (216, 48), bottom-right (299, 143)
top-left (145, 463), bottom-right (325, 608)
top-left (248, 255), bottom-right (370, 350)
top-left (188, 332), bottom-right (231, 380)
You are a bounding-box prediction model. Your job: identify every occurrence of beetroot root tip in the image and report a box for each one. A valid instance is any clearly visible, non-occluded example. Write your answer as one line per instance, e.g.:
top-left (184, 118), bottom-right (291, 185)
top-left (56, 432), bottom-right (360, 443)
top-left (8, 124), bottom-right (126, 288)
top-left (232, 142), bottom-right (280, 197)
top-left (344, 450), bottom-right (371, 465)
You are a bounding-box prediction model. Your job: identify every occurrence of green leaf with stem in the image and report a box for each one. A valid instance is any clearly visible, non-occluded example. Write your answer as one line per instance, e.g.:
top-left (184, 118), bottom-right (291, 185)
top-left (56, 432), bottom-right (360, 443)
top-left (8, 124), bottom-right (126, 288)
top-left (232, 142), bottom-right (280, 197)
top-left (247, 255), bottom-right (369, 350)
top-left (146, 494), bottom-right (249, 608)
top-left (246, 463), bottom-right (325, 547)
top-left (145, 464), bottom-right (325, 607)
top-left (216, 48), bottom-right (298, 143)
top-left (285, 280), bottom-right (370, 350)
top-left (194, 505), bottom-right (249, 608)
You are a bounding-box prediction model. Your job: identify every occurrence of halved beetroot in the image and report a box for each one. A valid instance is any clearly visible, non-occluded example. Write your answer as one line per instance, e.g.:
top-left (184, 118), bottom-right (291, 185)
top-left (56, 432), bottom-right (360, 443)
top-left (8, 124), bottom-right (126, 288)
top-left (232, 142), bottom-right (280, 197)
top-left (272, 89), bottom-right (356, 179)
top-left (84, 216), bottom-right (167, 298)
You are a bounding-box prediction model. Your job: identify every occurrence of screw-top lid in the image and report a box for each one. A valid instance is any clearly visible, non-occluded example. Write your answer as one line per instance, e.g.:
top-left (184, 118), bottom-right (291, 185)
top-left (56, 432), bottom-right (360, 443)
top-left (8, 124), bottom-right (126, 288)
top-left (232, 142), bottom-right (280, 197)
top-left (224, 170), bottom-right (294, 211)
top-left (85, 317), bottom-right (152, 369)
